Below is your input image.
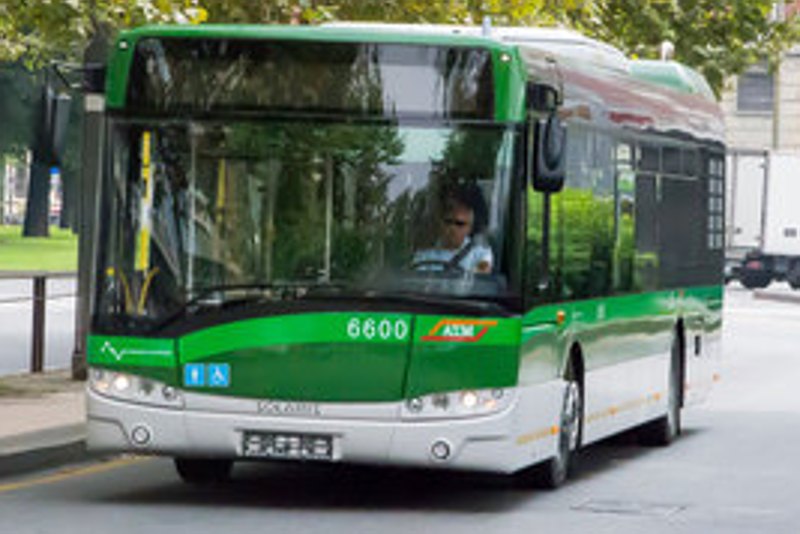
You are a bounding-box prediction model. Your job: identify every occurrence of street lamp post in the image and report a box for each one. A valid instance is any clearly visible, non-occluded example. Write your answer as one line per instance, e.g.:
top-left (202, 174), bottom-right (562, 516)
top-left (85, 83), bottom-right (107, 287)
top-left (71, 31), bottom-right (108, 381)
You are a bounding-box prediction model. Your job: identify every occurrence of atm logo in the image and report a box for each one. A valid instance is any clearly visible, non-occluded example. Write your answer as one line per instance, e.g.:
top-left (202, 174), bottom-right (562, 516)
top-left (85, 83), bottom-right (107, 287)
top-left (421, 319), bottom-right (499, 343)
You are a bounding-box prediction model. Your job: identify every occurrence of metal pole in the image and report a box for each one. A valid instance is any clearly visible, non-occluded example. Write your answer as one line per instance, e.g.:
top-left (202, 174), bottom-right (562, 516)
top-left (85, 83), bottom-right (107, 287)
top-left (31, 276), bottom-right (46, 373)
top-left (772, 1), bottom-right (784, 151)
top-left (72, 31), bottom-right (109, 381)
top-left (760, 150), bottom-right (771, 252)
top-left (773, 63), bottom-right (781, 151)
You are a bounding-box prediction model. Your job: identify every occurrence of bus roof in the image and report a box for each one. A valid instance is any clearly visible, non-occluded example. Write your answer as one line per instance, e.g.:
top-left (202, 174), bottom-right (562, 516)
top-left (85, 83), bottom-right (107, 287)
top-left (115, 23), bottom-right (517, 52)
top-left (630, 60), bottom-right (716, 101)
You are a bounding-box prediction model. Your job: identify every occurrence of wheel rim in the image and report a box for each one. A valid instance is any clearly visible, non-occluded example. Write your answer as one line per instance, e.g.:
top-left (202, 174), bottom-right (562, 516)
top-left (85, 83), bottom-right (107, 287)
top-left (562, 381), bottom-right (582, 452)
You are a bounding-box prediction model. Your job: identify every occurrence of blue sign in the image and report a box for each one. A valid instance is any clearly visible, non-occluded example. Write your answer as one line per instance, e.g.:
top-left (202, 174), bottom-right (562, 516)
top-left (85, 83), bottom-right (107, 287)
top-left (208, 364), bottom-right (231, 388)
top-left (184, 364), bottom-right (205, 387)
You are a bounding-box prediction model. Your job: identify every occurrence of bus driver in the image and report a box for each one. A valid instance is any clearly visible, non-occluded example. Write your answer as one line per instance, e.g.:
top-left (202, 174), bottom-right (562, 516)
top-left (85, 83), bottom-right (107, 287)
top-left (412, 187), bottom-right (493, 274)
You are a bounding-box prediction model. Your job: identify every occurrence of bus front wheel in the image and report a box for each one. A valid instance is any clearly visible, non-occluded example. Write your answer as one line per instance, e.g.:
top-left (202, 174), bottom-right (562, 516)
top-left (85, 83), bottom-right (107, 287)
top-left (516, 359), bottom-right (582, 489)
top-left (174, 458), bottom-right (233, 486)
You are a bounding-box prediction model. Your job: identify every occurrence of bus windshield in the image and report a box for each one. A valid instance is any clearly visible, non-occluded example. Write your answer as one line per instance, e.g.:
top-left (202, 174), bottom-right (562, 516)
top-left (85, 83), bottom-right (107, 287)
top-left (95, 118), bottom-right (519, 332)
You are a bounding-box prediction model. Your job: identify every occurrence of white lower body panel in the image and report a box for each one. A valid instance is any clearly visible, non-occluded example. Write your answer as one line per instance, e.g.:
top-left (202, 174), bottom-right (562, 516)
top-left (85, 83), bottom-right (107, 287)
top-left (87, 380), bottom-right (565, 475)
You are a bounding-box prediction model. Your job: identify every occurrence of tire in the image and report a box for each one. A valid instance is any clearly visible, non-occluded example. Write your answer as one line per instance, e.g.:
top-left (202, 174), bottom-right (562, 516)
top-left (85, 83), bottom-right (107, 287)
top-left (516, 359), bottom-right (582, 489)
top-left (740, 271), bottom-right (771, 289)
top-left (174, 458), bottom-right (233, 486)
top-left (787, 265), bottom-right (800, 290)
top-left (639, 334), bottom-right (682, 446)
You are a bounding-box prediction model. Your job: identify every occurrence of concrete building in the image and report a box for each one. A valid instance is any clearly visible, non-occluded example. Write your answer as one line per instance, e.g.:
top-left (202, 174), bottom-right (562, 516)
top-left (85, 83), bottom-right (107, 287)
top-left (722, 1), bottom-right (800, 150)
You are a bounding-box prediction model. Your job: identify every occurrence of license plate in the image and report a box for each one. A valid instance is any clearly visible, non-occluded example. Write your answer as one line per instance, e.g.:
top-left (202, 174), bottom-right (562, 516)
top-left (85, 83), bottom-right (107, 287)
top-left (241, 431), bottom-right (334, 461)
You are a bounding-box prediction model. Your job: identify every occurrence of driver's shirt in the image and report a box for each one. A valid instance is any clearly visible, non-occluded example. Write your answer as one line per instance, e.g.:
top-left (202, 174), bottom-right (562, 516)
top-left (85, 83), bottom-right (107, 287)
top-left (413, 237), bottom-right (493, 273)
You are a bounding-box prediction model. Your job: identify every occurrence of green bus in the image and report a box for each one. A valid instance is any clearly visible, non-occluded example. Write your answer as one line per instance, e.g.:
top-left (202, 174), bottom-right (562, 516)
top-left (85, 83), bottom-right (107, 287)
top-left (86, 23), bottom-right (725, 488)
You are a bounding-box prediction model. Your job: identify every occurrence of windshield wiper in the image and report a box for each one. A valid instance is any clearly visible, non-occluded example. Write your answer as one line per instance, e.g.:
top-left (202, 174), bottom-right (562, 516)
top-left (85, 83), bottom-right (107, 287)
top-left (154, 281), bottom-right (346, 331)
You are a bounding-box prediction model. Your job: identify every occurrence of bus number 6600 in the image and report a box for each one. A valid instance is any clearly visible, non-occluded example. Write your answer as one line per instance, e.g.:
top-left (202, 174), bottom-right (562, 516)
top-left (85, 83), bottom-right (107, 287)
top-left (347, 318), bottom-right (409, 341)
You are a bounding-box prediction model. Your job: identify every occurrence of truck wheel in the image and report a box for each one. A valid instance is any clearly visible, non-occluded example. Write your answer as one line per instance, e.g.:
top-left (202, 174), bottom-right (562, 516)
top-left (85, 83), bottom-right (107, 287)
top-left (787, 265), bottom-right (800, 290)
top-left (174, 458), bottom-right (233, 486)
top-left (740, 271), bottom-right (771, 289)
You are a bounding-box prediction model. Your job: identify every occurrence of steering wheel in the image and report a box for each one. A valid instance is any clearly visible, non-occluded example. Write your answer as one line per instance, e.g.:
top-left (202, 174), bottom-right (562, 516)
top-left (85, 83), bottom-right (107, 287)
top-left (409, 259), bottom-right (465, 274)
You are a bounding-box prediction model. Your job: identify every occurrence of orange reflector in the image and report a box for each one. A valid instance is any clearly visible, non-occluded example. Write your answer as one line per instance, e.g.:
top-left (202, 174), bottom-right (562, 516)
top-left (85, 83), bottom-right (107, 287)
top-left (550, 425), bottom-right (560, 435)
top-left (556, 310), bottom-right (566, 325)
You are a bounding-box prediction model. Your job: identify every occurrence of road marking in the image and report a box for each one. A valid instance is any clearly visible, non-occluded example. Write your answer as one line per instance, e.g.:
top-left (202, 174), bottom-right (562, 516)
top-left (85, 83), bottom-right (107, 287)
top-left (0, 456), bottom-right (148, 494)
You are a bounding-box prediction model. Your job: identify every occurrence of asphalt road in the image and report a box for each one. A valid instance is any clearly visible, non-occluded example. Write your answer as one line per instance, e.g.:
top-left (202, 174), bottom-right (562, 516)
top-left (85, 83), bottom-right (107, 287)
top-left (1, 284), bottom-right (800, 533)
top-left (0, 278), bottom-right (76, 375)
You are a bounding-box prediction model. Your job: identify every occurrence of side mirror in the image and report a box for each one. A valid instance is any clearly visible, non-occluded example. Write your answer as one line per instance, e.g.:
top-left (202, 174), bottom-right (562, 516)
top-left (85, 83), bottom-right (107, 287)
top-left (532, 114), bottom-right (566, 193)
top-left (528, 83), bottom-right (561, 113)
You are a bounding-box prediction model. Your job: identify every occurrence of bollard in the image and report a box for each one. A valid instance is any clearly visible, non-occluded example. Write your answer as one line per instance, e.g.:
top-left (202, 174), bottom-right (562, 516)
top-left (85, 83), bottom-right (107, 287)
top-left (31, 276), bottom-right (46, 373)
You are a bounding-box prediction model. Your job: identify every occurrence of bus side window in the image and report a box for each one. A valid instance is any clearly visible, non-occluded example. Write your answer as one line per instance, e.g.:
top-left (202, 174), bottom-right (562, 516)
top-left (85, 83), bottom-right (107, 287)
top-left (634, 172), bottom-right (659, 291)
top-left (614, 141), bottom-right (636, 293)
top-left (558, 124), bottom-right (614, 300)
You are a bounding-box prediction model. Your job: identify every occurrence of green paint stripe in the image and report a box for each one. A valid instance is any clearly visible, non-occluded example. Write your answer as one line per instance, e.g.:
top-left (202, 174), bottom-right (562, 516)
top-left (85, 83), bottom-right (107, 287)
top-left (523, 286), bottom-right (722, 325)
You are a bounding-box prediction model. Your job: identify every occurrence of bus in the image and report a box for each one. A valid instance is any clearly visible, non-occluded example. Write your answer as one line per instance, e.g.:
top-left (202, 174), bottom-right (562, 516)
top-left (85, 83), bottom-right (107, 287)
top-left (86, 23), bottom-right (725, 488)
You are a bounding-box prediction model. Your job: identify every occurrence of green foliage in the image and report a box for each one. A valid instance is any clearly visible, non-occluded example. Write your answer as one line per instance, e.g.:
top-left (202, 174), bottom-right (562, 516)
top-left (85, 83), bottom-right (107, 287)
top-left (197, 0), bottom-right (800, 96)
top-left (583, 0), bottom-right (800, 96)
top-left (0, 65), bottom-right (35, 154)
top-left (0, 0), bottom-right (200, 66)
top-left (2, 0), bottom-right (799, 98)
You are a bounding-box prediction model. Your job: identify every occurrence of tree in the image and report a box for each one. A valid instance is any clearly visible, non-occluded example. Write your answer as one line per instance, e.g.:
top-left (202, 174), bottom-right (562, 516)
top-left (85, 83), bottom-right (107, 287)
top-left (194, 0), bottom-right (592, 26)
top-left (0, 1), bottom-right (207, 66)
top-left (2, 0), bottom-right (799, 97)
top-left (196, 1), bottom-right (800, 95)
top-left (584, 0), bottom-right (800, 96)
top-left (0, 66), bottom-right (35, 154)
top-left (1, 0), bottom-right (202, 235)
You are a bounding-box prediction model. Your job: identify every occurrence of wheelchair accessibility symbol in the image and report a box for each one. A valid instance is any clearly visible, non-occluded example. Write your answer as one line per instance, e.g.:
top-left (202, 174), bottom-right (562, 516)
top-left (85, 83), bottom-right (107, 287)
top-left (208, 364), bottom-right (231, 388)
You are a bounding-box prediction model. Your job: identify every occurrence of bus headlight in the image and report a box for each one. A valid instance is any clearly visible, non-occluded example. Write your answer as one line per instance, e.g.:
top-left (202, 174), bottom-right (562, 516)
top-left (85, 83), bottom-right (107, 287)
top-left (89, 368), bottom-right (184, 409)
top-left (401, 388), bottom-right (513, 420)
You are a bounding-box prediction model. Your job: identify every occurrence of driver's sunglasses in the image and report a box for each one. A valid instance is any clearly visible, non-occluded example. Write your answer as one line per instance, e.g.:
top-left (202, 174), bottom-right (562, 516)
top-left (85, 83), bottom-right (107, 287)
top-left (444, 218), bottom-right (469, 228)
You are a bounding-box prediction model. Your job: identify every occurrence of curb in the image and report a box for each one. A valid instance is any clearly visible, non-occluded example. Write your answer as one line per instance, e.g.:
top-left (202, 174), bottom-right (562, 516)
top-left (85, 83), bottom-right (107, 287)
top-left (753, 290), bottom-right (800, 305)
top-left (0, 423), bottom-right (95, 478)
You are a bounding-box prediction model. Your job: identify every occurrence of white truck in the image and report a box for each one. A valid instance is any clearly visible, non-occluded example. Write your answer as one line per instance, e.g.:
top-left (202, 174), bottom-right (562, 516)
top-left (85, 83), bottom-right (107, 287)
top-left (726, 149), bottom-right (800, 289)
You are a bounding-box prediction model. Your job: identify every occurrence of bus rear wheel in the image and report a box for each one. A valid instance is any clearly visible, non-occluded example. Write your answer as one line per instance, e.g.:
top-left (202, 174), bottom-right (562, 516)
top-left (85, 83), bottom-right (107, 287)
top-left (174, 458), bottom-right (233, 486)
top-left (639, 334), bottom-right (682, 446)
top-left (517, 360), bottom-right (582, 489)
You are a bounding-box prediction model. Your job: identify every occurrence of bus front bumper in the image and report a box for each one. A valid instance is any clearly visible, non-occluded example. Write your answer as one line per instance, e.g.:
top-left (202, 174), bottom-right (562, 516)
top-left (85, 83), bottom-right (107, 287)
top-left (86, 385), bottom-right (563, 474)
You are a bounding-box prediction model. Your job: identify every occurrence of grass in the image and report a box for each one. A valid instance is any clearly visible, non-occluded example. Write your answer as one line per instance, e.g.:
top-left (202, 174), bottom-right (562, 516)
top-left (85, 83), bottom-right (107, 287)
top-left (0, 225), bottom-right (78, 272)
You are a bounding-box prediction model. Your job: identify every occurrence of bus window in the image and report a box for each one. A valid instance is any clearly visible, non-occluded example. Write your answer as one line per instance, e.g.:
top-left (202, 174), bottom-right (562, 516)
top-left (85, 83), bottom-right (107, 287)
top-left (554, 124), bottom-right (615, 300)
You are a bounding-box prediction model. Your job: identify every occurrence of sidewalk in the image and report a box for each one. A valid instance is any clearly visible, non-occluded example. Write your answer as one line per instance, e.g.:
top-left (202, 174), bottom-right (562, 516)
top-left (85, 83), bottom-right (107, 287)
top-left (0, 370), bottom-right (88, 478)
